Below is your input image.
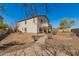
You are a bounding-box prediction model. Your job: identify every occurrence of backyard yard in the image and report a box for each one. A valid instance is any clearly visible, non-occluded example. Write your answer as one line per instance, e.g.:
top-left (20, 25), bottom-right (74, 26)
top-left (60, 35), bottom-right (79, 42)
top-left (0, 31), bottom-right (79, 56)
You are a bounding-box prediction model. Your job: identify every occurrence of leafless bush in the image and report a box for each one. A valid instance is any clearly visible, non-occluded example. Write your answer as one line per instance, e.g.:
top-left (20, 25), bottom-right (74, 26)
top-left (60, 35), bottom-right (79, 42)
top-left (32, 35), bottom-right (38, 42)
top-left (52, 29), bottom-right (58, 35)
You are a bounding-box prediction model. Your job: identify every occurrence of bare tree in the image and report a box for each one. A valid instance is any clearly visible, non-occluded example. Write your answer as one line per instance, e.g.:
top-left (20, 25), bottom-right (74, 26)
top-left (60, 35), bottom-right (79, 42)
top-left (22, 4), bottom-right (38, 18)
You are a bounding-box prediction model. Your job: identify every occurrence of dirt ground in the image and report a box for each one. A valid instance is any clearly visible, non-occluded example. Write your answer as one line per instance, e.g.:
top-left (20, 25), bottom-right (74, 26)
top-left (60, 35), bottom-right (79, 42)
top-left (0, 32), bottom-right (35, 45)
top-left (0, 32), bottom-right (79, 56)
top-left (46, 32), bottom-right (79, 50)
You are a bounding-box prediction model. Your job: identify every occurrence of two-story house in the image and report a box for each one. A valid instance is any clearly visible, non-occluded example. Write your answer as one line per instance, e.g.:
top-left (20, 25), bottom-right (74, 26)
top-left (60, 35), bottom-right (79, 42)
top-left (16, 15), bottom-right (50, 33)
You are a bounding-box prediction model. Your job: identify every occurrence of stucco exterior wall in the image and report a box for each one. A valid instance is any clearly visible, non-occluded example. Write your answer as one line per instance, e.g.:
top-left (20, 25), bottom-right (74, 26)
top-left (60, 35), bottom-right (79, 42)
top-left (17, 16), bottom-right (49, 33)
top-left (26, 18), bottom-right (38, 33)
top-left (17, 17), bottom-right (38, 33)
top-left (37, 16), bottom-right (49, 32)
top-left (17, 20), bottom-right (27, 32)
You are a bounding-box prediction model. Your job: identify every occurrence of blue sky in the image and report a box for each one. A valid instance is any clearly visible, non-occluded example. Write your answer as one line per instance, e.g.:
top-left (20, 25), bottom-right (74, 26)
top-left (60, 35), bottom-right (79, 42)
top-left (0, 3), bottom-right (79, 28)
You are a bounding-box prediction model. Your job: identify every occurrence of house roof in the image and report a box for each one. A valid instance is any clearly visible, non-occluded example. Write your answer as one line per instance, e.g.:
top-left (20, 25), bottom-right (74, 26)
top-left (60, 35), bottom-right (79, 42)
top-left (17, 15), bottom-right (48, 23)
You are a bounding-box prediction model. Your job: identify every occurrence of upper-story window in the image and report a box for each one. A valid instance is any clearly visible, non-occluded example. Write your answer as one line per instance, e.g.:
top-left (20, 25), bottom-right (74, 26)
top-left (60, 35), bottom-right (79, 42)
top-left (40, 19), bottom-right (43, 23)
top-left (25, 20), bottom-right (27, 24)
top-left (33, 19), bottom-right (37, 24)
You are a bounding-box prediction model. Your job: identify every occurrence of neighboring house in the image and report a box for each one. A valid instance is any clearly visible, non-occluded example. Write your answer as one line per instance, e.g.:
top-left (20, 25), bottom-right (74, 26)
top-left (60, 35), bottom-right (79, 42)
top-left (16, 15), bottom-right (50, 33)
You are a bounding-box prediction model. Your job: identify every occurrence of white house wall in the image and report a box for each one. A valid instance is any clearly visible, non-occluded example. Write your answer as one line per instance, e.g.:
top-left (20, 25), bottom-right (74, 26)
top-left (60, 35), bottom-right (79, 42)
top-left (37, 16), bottom-right (49, 32)
top-left (26, 18), bottom-right (38, 33)
top-left (17, 16), bottom-right (49, 33)
top-left (17, 21), bottom-right (27, 32)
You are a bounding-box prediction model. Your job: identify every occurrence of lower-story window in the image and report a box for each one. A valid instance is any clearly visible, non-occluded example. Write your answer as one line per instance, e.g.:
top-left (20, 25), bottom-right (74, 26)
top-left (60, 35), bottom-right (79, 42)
top-left (25, 28), bottom-right (27, 31)
top-left (39, 27), bottom-right (43, 33)
top-left (22, 28), bottom-right (23, 31)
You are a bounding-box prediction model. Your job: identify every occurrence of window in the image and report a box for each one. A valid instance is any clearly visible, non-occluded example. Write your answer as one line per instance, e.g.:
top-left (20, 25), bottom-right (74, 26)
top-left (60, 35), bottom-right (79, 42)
top-left (25, 20), bottom-right (27, 24)
top-left (40, 19), bottom-right (43, 23)
top-left (22, 28), bottom-right (23, 31)
top-left (25, 28), bottom-right (27, 31)
top-left (39, 27), bottom-right (43, 33)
